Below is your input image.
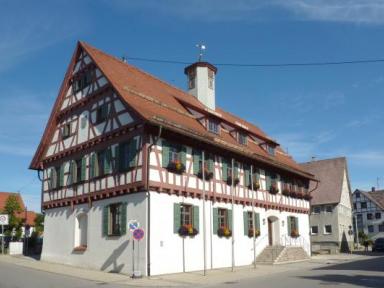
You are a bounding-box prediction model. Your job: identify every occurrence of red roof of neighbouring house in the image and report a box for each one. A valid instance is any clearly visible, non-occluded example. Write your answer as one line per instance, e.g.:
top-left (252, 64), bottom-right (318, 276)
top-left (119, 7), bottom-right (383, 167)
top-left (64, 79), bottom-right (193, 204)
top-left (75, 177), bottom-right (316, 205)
top-left (0, 192), bottom-right (37, 226)
top-left (30, 41), bottom-right (316, 181)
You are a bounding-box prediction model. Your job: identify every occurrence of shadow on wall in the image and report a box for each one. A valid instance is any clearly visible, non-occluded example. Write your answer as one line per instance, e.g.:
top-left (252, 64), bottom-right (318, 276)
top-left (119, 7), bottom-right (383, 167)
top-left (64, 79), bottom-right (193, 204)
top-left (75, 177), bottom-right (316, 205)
top-left (299, 274), bottom-right (384, 288)
top-left (101, 240), bottom-right (129, 273)
top-left (340, 231), bottom-right (350, 253)
top-left (313, 255), bottom-right (384, 272)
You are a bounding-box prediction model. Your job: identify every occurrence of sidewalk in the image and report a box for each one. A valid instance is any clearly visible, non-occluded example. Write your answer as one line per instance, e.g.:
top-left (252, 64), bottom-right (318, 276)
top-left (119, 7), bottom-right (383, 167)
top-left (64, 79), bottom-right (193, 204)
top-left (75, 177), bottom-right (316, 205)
top-left (0, 254), bottom-right (366, 287)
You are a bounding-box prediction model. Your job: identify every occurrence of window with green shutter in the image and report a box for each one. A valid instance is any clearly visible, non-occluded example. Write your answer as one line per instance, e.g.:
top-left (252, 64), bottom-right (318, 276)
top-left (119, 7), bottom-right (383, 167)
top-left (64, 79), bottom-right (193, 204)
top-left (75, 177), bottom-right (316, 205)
top-left (59, 164), bottom-right (64, 188)
top-left (193, 149), bottom-right (201, 176)
top-left (104, 147), bottom-right (113, 175)
top-left (244, 165), bottom-right (250, 187)
top-left (162, 140), bottom-right (170, 168)
top-left (164, 142), bottom-right (186, 173)
top-left (90, 153), bottom-right (98, 179)
top-left (193, 150), bottom-right (214, 179)
top-left (80, 157), bottom-right (86, 182)
top-left (213, 207), bottom-right (219, 234)
top-left (102, 202), bottom-right (127, 237)
top-left (221, 158), bottom-right (228, 181)
top-left (174, 203), bottom-right (200, 236)
top-left (287, 216), bottom-right (299, 237)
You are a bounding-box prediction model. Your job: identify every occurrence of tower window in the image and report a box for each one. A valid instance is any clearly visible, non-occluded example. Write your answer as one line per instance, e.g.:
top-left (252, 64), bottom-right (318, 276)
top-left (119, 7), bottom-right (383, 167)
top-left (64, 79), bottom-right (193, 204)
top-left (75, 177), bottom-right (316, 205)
top-left (188, 70), bottom-right (196, 89)
top-left (208, 70), bottom-right (214, 89)
top-left (208, 119), bottom-right (220, 134)
top-left (238, 132), bottom-right (247, 145)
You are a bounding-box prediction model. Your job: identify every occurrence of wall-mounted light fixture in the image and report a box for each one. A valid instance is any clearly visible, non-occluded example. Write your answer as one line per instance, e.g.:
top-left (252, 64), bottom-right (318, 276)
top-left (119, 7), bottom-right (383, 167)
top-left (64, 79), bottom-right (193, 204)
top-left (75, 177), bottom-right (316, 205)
top-left (263, 218), bottom-right (266, 225)
top-left (282, 220), bottom-right (285, 227)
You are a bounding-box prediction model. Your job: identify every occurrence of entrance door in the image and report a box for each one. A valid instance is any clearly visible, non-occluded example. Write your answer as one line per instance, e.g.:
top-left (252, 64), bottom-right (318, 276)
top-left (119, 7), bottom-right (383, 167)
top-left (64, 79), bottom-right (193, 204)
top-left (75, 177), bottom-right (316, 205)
top-left (268, 218), bottom-right (273, 246)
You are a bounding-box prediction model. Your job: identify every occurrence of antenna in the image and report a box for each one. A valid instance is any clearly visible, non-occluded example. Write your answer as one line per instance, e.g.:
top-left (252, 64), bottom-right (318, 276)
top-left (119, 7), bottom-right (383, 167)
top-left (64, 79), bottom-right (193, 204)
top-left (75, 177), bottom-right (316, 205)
top-left (196, 43), bottom-right (206, 62)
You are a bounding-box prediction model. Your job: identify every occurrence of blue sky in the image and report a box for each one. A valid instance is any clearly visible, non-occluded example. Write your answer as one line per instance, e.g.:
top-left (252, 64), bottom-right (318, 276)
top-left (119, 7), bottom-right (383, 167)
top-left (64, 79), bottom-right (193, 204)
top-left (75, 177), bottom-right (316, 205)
top-left (1, 0), bottom-right (384, 212)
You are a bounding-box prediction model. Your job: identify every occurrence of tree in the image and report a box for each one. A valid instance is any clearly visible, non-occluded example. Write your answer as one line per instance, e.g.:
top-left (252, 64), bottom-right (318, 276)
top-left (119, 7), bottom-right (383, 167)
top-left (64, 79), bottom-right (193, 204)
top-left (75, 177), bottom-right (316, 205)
top-left (2, 195), bottom-right (23, 239)
top-left (34, 213), bottom-right (44, 235)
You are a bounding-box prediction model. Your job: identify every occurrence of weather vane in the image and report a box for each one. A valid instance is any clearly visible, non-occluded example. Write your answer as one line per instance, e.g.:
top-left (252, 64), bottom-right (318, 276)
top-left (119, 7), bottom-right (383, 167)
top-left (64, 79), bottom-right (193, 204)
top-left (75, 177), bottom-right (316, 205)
top-left (196, 43), bottom-right (206, 62)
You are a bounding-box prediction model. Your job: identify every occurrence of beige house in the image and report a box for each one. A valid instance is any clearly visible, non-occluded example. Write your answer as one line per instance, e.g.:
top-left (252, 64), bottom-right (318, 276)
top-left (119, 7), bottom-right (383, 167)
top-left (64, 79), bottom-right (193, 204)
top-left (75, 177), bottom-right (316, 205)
top-left (301, 157), bottom-right (353, 254)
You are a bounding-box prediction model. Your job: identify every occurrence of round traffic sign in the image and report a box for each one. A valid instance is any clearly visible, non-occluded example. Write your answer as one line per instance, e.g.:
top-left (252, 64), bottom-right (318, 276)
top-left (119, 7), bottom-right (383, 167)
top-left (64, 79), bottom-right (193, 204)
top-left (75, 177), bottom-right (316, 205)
top-left (128, 220), bottom-right (140, 232)
top-left (133, 228), bottom-right (144, 241)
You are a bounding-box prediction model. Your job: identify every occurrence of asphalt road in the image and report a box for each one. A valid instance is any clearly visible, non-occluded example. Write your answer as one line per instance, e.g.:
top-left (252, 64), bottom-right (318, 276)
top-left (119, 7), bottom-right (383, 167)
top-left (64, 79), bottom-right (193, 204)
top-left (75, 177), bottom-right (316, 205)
top-left (0, 254), bottom-right (383, 288)
top-left (0, 261), bottom-right (127, 288)
top-left (208, 254), bottom-right (384, 288)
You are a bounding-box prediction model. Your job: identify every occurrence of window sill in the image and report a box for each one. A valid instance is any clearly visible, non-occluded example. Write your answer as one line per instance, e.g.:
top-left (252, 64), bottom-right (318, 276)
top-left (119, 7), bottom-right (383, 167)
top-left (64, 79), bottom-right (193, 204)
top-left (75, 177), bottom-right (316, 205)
top-left (73, 245), bottom-right (87, 253)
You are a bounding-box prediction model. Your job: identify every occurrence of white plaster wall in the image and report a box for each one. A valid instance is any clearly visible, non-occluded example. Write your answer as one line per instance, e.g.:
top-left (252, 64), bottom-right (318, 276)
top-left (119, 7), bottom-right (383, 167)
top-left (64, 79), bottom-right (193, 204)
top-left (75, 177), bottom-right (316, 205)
top-left (42, 193), bottom-right (147, 275)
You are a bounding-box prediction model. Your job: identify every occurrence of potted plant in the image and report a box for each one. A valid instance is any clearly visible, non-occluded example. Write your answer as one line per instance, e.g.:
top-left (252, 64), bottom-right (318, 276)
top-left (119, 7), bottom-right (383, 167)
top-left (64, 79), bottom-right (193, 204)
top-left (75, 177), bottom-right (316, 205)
top-left (248, 177), bottom-right (260, 190)
top-left (178, 224), bottom-right (198, 237)
top-left (269, 181), bottom-right (279, 194)
top-left (304, 194), bottom-right (312, 201)
top-left (248, 228), bottom-right (260, 238)
top-left (197, 163), bottom-right (214, 180)
top-left (291, 229), bottom-right (300, 238)
top-left (282, 187), bottom-right (290, 196)
top-left (167, 159), bottom-right (185, 174)
top-left (218, 227), bottom-right (232, 238)
top-left (227, 176), bottom-right (240, 186)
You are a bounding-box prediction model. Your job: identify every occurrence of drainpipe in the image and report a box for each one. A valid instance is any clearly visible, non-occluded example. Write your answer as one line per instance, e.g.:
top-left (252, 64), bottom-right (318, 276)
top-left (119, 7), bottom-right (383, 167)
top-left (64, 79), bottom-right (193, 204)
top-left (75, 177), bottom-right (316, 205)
top-left (231, 158), bottom-right (235, 272)
top-left (251, 165), bottom-right (256, 268)
top-left (146, 125), bottom-right (162, 277)
top-left (202, 151), bottom-right (207, 276)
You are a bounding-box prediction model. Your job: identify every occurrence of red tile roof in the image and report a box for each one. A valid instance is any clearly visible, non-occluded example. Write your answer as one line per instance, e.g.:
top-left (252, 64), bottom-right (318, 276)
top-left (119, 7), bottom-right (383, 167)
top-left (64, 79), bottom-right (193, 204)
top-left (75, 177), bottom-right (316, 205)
top-left (0, 192), bottom-right (36, 226)
top-left (361, 190), bottom-right (384, 210)
top-left (30, 41), bottom-right (315, 180)
top-left (300, 157), bottom-right (351, 205)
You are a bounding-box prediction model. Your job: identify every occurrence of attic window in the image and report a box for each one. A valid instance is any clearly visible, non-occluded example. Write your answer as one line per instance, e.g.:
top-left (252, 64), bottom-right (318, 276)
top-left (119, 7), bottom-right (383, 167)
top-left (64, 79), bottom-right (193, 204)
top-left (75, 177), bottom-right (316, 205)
top-left (62, 123), bottom-right (71, 139)
top-left (238, 132), bottom-right (247, 145)
top-left (208, 119), bottom-right (220, 134)
top-left (188, 70), bottom-right (196, 89)
top-left (208, 70), bottom-right (214, 89)
top-left (73, 70), bottom-right (92, 93)
top-left (267, 145), bottom-right (275, 156)
top-left (95, 103), bottom-right (109, 124)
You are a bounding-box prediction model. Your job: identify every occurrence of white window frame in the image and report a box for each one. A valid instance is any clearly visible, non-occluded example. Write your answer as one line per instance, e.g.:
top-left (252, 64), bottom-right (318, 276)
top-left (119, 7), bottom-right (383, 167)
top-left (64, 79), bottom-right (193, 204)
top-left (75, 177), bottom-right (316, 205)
top-left (324, 225), bottom-right (332, 235)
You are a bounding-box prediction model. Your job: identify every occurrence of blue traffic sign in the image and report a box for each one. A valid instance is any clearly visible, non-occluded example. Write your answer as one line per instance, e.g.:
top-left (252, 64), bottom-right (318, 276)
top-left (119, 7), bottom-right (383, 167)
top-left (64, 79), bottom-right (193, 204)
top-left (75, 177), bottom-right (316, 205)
top-left (133, 228), bottom-right (144, 241)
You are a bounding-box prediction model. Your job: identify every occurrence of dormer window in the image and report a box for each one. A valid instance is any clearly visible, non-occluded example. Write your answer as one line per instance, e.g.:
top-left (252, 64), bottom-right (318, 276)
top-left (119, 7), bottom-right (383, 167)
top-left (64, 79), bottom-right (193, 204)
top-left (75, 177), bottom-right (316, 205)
top-left (62, 123), bottom-right (71, 139)
top-left (95, 103), bottom-right (109, 124)
top-left (73, 70), bottom-right (92, 93)
top-left (238, 132), bottom-right (247, 145)
top-left (208, 119), bottom-right (220, 134)
top-left (267, 145), bottom-right (275, 156)
top-left (208, 70), bottom-right (214, 89)
top-left (188, 70), bottom-right (196, 89)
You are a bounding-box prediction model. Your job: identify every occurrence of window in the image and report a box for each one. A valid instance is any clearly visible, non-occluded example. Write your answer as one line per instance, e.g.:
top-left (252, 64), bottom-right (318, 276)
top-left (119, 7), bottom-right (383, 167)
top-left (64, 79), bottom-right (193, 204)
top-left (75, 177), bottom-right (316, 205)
top-left (180, 204), bottom-right (193, 226)
top-left (367, 213), bottom-right (373, 220)
top-left (118, 140), bottom-right (137, 172)
top-left (208, 119), bottom-right (220, 134)
top-left (375, 212), bottom-right (381, 219)
top-left (311, 226), bottom-right (319, 235)
top-left (356, 192), bottom-right (360, 198)
top-left (187, 70), bottom-right (196, 89)
top-left (244, 211), bottom-right (260, 237)
top-left (221, 159), bottom-right (239, 184)
top-left (208, 70), bottom-right (214, 89)
top-left (267, 145), bottom-right (275, 156)
top-left (62, 123), bottom-right (71, 139)
top-left (90, 149), bottom-right (112, 178)
top-left (288, 216), bottom-right (299, 236)
top-left (218, 208), bottom-right (228, 228)
top-left (193, 150), bottom-right (214, 178)
top-left (75, 158), bottom-right (82, 183)
top-left (312, 206), bottom-right (321, 214)
top-left (73, 70), bottom-right (92, 93)
top-left (353, 203), bottom-right (357, 210)
top-left (324, 225), bottom-right (332, 234)
top-left (238, 132), bottom-right (247, 145)
top-left (368, 225), bottom-right (374, 233)
top-left (74, 213), bottom-right (88, 250)
top-left (102, 203), bottom-right (127, 237)
top-left (162, 141), bottom-right (186, 173)
top-left (361, 202), bottom-right (367, 209)
top-left (325, 205), bottom-right (333, 213)
top-left (48, 167), bottom-right (60, 190)
top-left (379, 224), bottom-right (384, 232)
top-left (95, 103), bottom-right (109, 124)
top-left (169, 145), bottom-right (181, 163)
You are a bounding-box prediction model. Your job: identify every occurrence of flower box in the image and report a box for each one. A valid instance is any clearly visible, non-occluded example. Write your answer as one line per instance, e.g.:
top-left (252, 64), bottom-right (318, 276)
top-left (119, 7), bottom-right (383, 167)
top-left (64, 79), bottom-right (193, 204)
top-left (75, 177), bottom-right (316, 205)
top-left (218, 227), bottom-right (232, 238)
top-left (304, 194), bottom-right (312, 201)
top-left (73, 245), bottom-right (87, 252)
top-left (248, 228), bottom-right (260, 238)
top-left (167, 160), bottom-right (185, 174)
top-left (197, 168), bottom-right (214, 180)
top-left (291, 229), bottom-right (300, 238)
top-left (178, 224), bottom-right (198, 237)
top-left (269, 182), bottom-right (279, 194)
top-left (282, 188), bottom-right (290, 196)
top-left (226, 176), bottom-right (240, 186)
top-left (248, 182), bottom-right (260, 190)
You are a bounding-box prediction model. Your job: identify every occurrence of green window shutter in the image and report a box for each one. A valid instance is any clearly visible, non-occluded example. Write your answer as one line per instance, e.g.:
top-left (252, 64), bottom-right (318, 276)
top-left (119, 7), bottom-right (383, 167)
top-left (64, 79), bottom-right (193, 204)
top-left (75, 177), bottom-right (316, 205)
top-left (212, 208), bottom-right (219, 234)
top-left (207, 155), bottom-right (214, 173)
top-left (243, 211), bottom-right (248, 235)
top-left (244, 166), bottom-right (250, 187)
top-left (265, 171), bottom-right (271, 190)
top-left (104, 148), bottom-right (112, 174)
top-left (81, 157), bottom-right (86, 181)
top-left (295, 217), bottom-right (299, 234)
top-left (222, 159), bottom-right (228, 181)
top-left (128, 138), bottom-right (138, 168)
top-left (162, 140), bottom-right (170, 168)
top-left (102, 205), bottom-right (109, 236)
top-left (255, 213), bottom-right (260, 231)
top-left (234, 162), bottom-right (239, 179)
top-left (193, 149), bottom-right (201, 175)
top-left (59, 164), bottom-right (65, 187)
top-left (287, 216), bottom-right (292, 235)
top-left (90, 153), bottom-right (96, 178)
top-left (114, 145), bottom-right (120, 172)
top-left (180, 146), bottom-right (187, 167)
top-left (228, 209), bottom-right (233, 230)
top-left (193, 206), bottom-right (199, 231)
top-left (120, 202), bottom-right (127, 235)
top-left (173, 203), bottom-right (181, 233)
top-left (67, 161), bottom-right (73, 185)
top-left (70, 160), bottom-right (76, 184)
top-left (47, 168), bottom-right (52, 190)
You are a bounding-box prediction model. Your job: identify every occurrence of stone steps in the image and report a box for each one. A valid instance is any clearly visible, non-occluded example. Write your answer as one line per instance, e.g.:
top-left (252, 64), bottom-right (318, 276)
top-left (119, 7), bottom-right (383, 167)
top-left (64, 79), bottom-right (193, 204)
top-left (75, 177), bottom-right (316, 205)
top-left (256, 246), bottom-right (309, 265)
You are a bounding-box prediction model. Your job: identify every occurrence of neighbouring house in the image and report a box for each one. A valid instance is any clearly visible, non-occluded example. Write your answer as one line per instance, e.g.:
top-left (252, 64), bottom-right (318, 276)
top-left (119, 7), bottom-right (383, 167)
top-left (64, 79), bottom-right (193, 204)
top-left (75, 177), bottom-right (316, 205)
top-left (30, 41), bottom-right (317, 276)
top-left (301, 157), bottom-right (353, 254)
top-left (0, 192), bottom-right (37, 237)
top-left (353, 188), bottom-right (384, 240)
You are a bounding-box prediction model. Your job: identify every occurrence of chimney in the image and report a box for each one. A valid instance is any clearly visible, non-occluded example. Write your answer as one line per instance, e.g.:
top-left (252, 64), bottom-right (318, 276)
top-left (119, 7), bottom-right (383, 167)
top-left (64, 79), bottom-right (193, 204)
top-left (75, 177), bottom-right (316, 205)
top-left (372, 187), bottom-right (376, 192)
top-left (184, 62), bottom-right (217, 111)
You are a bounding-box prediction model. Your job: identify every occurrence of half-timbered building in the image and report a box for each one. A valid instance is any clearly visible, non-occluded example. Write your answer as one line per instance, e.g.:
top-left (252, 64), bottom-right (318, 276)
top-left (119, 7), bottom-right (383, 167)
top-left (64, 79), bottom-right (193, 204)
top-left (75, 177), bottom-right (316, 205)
top-left (30, 42), bottom-right (317, 276)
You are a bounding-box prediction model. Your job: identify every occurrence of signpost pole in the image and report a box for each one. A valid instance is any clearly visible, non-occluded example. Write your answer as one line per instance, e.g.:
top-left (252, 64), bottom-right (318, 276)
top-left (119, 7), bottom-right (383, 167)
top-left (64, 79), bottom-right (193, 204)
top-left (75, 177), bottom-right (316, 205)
top-left (132, 239), bottom-right (135, 278)
top-left (1, 225), bottom-right (3, 255)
